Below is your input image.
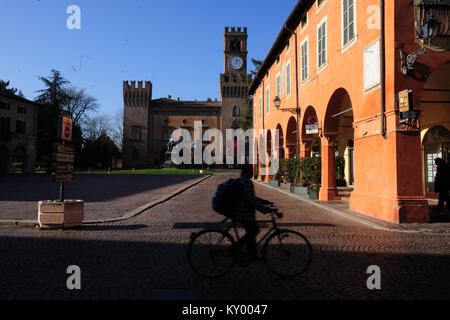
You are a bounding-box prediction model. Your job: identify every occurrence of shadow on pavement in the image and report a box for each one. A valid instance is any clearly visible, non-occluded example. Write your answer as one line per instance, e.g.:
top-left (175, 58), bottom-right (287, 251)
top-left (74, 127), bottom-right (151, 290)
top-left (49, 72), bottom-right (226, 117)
top-left (0, 234), bottom-right (449, 300)
top-left (0, 174), bottom-right (201, 202)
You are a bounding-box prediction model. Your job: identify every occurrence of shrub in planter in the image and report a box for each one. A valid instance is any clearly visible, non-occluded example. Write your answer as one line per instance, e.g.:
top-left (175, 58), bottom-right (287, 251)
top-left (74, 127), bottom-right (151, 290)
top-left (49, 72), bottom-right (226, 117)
top-left (300, 157), bottom-right (322, 196)
top-left (336, 156), bottom-right (347, 187)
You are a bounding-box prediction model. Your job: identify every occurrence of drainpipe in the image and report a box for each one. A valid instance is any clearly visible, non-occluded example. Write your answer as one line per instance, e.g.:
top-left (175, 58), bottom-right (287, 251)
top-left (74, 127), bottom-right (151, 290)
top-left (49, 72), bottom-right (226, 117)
top-left (380, 0), bottom-right (387, 139)
top-left (284, 23), bottom-right (300, 158)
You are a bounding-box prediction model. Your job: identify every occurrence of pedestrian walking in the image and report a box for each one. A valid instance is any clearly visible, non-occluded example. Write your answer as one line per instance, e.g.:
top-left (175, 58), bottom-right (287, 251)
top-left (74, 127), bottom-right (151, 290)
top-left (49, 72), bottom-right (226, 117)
top-left (434, 158), bottom-right (450, 212)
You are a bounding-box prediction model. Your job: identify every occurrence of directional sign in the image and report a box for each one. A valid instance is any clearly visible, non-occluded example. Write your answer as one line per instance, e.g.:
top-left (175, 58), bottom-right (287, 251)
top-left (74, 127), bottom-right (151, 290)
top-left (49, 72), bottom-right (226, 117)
top-left (53, 173), bottom-right (73, 183)
top-left (53, 143), bottom-right (75, 154)
top-left (306, 124), bottom-right (319, 134)
top-left (52, 162), bottom-right (74, 173)
top-left (53, 152), bottom-right (75, 164)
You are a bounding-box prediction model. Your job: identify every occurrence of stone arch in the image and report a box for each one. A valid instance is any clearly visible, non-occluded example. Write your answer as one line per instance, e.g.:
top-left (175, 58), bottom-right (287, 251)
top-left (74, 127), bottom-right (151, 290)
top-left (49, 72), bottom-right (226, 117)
top-left (320, 88), bottom-right (355, 200)
top-left (285, 116), bottom-right (297, 159)
top-left (0, 145), bottom-right (9, 175)
top-left (301, 105), bottom-right (320, 158)
top-left (276, 123), bottom-right (285, 159)
top-left (11, 145), bottom-right (26, 173)
top-left (419, 62), bottom-right (450, 196)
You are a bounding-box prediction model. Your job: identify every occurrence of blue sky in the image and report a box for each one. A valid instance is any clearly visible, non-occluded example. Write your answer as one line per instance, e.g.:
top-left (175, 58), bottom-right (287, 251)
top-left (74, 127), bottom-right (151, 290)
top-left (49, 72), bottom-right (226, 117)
top-left (0, 0), bottom-right (297, 114)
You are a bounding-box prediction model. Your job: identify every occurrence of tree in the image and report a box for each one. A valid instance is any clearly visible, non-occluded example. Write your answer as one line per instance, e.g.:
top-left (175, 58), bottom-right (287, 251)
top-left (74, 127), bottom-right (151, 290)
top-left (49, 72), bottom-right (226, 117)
top-left (0, 80), bottom-right (18, 95)
top-left (109, 108), bottom-right (123, 150)
top-left (83, 114), bottom-right (112, 142)
top-left (35, 69), bottom-right (71, 110)
top-left (237, 58), bottom-right (262, 130)
top-left (63, 87), bottom-right (99, 126)
top-left (79, 133), bottom-right (120, 169)
top-left (249, 59), bottom-right (263, 77)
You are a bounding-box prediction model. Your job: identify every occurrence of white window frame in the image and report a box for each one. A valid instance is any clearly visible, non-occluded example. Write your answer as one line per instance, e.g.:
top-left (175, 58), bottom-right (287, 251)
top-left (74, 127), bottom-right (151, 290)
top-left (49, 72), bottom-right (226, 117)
top-left (276, 73), bottom-right (281, 98)
top-left (316, 0), bottom-right (328, 12)
top-left (300, 12), bottom-right (308, 33)
top-left (286, 60), bottom-right (291, 98)
top-left (341, 0), bottom-right (357, 51)
top-left (300, 36), bottom-right (309, 84)
top-left (266, 86), bottom-right (270, 114)
top-left (259, 95), bottom-right (262, 120)
top-left (317, 16), bottom-right (327, 72)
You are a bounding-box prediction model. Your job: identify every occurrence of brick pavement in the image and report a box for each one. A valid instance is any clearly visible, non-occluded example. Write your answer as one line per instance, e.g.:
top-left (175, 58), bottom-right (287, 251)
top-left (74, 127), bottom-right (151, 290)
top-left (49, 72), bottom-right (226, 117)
top-left (0, 172), bottom-right (449, 299)
top-left (0, 173), bottom-right (204, 221)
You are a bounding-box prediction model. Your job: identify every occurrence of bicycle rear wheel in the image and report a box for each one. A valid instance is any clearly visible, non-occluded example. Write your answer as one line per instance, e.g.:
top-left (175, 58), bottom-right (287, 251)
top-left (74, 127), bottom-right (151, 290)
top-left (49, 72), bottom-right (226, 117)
top-left (187, 229), bottom-right (235, 278)
top-left (263, 230), bottom-right (312, 278)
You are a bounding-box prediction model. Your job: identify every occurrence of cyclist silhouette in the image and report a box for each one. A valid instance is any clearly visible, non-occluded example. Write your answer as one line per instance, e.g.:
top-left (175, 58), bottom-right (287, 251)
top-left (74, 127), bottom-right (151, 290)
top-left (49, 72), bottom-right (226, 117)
top-left (232, 164), bottom-right (274, 262)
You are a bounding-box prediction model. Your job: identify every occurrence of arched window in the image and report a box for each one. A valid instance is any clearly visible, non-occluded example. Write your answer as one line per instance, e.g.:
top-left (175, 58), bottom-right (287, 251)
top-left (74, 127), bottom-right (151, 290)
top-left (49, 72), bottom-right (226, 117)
top-left (233, 106), bottom-right (240, 117)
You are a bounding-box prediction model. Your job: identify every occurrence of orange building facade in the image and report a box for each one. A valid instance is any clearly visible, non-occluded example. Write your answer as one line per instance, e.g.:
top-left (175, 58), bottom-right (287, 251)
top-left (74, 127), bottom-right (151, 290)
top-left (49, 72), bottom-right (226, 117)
top-left (250, 0), bottom-right (450, 223)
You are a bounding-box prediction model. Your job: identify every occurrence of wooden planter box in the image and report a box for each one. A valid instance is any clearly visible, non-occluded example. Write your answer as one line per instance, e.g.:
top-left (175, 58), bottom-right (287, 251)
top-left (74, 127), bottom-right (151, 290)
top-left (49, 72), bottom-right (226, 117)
top-left (280, 182), bottom-right (291, 192)
top-left (293, 186), bottom-right (309, 195)
top-left (268, 180), bottom-right (280, 187)
top-left (38, 200), bottom-right (84, 229)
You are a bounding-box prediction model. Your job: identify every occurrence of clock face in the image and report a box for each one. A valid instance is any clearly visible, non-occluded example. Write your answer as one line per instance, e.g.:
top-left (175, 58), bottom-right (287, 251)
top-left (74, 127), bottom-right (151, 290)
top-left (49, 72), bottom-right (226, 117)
top-left (229, 56), bottom-right (243, 70)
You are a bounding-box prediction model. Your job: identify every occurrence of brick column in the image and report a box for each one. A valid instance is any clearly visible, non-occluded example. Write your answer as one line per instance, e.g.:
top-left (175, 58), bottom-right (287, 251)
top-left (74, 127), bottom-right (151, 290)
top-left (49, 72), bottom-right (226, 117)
top-left (319, 135), bottom-right (340, 200)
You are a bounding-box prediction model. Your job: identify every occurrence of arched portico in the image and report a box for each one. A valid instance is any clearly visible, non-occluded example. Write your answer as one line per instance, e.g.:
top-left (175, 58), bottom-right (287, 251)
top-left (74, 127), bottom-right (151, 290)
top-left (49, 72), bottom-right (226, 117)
top-left (419, 62), bottom-right (450, 199)
top-left (286, 116), bottom-right (297, 159)
top-left (320, 88), bottom-right (355, 201)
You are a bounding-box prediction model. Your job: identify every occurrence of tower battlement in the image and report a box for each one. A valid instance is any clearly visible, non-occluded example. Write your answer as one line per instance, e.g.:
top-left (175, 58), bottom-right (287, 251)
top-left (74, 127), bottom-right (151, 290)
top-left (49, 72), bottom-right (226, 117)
top-left (123, 80), bottom-right (152, 107)
top-left (225, 26), bottom-right (247, 34)
top-left (123, 80), bottom-right (152, 90)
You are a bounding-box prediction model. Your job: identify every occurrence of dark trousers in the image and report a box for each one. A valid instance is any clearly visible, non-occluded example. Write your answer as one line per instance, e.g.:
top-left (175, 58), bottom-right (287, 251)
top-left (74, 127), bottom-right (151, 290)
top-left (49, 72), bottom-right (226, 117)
top-left (437, 190), bottom-right (450, 211)
top-left (236, 220), bottom-right (260, 256)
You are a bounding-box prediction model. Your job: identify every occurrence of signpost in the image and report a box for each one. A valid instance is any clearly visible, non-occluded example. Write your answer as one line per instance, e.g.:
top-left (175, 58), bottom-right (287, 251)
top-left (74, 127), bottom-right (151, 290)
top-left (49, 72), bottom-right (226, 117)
top-left (306, 116), bottom-right (319, 134)
top-left (53, 116), bottom-right (74, 201)
top-left (399, 89), bottom-right (415, 119)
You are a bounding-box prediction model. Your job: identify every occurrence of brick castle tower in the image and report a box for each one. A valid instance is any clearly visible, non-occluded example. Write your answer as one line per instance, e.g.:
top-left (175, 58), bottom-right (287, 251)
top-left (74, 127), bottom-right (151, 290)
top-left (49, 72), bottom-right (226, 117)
top-left (219, 27), bottom-right (249, 135)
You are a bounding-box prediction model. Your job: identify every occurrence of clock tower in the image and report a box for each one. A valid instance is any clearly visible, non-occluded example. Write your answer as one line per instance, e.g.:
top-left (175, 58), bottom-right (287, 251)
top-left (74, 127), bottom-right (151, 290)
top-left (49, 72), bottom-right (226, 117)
top-left (220, 26), bottom-right (249, 135)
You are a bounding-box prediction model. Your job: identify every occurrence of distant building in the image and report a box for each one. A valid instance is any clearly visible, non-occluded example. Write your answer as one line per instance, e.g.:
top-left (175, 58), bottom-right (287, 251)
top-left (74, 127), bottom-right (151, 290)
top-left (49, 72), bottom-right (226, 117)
top-left (0, 92), bottom-right (39, 174)
top-left (123, 27), bottom-right (250, 168)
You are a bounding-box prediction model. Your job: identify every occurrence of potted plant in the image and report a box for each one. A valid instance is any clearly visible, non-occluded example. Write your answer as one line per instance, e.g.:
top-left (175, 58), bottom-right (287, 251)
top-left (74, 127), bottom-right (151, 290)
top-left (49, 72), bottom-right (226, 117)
top-left (306, 157), bottom-right (321, 200)
top-left (292, 160), bottom-right (309, 195)
top-left (38, 200), bottom-right (84, 229)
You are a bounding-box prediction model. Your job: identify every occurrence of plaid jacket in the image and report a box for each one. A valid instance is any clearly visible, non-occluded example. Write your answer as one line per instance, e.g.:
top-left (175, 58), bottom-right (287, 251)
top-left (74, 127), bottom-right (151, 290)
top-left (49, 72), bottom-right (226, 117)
top-left (233, 177), bottom-right (272, 221)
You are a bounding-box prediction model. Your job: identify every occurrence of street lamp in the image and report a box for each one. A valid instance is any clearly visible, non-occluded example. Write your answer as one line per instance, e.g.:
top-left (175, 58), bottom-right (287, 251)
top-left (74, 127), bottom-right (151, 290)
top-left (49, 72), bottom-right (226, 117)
top-left (401, 15), bottom-right (440, 75)
top-left (273, 96), bottom-right (296, 114)
top-left (422, 16), bottom-right (440, 41)
top-left (273, 96), bottom-right (281, 109)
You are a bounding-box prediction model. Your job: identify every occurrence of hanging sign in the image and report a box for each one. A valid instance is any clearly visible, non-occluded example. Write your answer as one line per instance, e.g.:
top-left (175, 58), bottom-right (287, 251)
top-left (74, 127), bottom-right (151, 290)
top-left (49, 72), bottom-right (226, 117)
top-left (59, 116), bottom-right (73, 142)
top-left (306, 116), bottom-right (319, 134)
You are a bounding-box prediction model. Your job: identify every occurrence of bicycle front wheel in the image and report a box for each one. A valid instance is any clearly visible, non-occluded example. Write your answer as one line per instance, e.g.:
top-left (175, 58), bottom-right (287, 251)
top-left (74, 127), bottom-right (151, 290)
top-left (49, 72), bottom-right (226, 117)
top-left (263, 230), bottom-right (312, 278)
top-left (187, 229), bottom-right (235, 278)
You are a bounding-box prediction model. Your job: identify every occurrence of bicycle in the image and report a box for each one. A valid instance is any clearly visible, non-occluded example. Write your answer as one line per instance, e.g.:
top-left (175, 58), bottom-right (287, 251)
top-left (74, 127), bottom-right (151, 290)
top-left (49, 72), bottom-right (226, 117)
top-left (187, 204), bottom-right (313, 278)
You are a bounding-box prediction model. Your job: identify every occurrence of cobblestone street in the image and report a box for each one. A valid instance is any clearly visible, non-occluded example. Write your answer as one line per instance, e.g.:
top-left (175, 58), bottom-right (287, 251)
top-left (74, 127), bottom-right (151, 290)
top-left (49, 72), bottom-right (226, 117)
top-left (0, 172), bottom-right (449, 300)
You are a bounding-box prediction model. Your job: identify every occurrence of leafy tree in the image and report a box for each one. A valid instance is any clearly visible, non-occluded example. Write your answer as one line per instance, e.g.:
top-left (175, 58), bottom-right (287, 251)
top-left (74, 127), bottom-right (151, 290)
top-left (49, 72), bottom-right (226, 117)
top-left (236, 58), bottom-right (262, 130)
top-left (34, 70), bottom-right (98, 169)
top-left (250, 59), bottom-right (263, 77)
top-left (0, 80), bottom-right (18, 95)
top-left (79, 133), bottom-right (120, 169)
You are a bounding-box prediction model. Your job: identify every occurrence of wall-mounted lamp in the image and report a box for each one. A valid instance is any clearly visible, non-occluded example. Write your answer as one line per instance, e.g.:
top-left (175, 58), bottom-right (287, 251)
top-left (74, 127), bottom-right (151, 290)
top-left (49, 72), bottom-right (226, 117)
top-left (401, 15), bottom-right (440, 75)
top-left (273, 96), bottom-right (296, 114)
